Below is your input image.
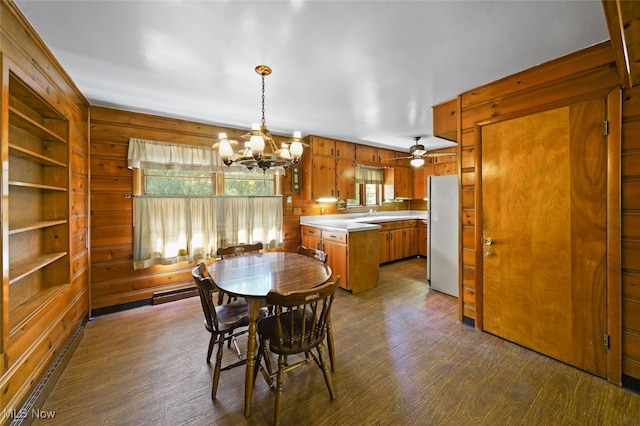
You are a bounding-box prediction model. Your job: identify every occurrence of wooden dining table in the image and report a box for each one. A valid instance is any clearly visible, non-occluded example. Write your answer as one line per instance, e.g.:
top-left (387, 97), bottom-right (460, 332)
top-left (208, 251), bottom-right (332, 417)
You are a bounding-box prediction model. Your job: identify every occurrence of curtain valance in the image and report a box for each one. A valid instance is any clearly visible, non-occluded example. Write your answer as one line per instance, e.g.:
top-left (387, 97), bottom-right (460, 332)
top-left (127, 138), bottom-right (226, 171)
top-left (355, 166), bottom-right (384, 184)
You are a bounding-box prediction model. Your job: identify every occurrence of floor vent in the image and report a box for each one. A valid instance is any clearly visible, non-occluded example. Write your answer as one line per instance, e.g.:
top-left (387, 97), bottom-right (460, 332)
top-left (10, 323), bottom-right (84, 426)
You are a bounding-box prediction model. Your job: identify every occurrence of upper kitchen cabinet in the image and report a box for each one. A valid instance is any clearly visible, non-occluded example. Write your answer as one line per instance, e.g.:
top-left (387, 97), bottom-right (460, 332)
top-left (432, 98), bottom-right (458, 142)
top-left (355, 144), bottom-right (378, 165)
top-left (309, 135), bottom-right (356, 200)
top-left (377, 148), bottom-right (396, 166)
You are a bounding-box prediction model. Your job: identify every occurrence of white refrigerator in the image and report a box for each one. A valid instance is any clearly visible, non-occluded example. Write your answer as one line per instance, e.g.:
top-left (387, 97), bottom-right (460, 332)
top-left (427, 174), bottom-right (459, 297)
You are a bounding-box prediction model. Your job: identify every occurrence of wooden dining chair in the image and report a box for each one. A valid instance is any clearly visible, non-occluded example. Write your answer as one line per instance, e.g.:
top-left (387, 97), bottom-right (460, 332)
top-left (296, 245), bottom-right (329, 264)
top-left (192, 262), bottom-right (250, 399)
top-left (254, 276), bottom-right (340, 426)
top-left (296, 245), bottom-right (335, 372)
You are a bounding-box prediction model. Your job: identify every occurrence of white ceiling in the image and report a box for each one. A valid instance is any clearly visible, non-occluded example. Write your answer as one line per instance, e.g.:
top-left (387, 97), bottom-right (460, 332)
top-left (14, 0), bottom-right (609, 152)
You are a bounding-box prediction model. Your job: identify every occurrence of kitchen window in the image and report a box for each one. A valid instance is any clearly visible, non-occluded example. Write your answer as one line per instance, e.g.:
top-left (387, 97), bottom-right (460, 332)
top-left (348, 165), bottom-right (384, 207)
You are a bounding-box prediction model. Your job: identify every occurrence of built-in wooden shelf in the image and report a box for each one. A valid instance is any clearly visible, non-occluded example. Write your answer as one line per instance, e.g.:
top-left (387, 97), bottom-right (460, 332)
top-left (9, 283), bottom-right (67, 338)
top-left (8, 180), bottom-right (67, 191)
top-left (8, 106), bottom-right (67, 144)
top-left (9, 143), bottom-right (66, 167)
top-left (9, 252), bottom-right (67, 285)
top-left (9, 220), bottom-right (68, 235)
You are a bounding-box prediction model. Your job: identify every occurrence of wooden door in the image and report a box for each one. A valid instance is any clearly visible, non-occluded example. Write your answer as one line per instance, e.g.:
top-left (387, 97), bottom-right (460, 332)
top-left (481, 99), bottom-right (607, 377)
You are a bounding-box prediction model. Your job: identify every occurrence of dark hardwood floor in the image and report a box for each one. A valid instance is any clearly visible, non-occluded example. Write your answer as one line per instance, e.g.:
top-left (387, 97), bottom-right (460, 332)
top-left (34, 258), bottom-right (640, 425)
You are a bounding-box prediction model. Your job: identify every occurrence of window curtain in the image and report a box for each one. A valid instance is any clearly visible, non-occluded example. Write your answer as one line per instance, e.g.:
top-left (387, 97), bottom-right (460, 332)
top-left (128, 138), bottom-right (284, 269)
top-left (133, 196), bottom-right (282, 269)
top-left (128, 137), bottom-right (285, 174)
top-left (127, 138), bottom-right (227, 171)
top-left (355, 166), bottom-right (384, 184)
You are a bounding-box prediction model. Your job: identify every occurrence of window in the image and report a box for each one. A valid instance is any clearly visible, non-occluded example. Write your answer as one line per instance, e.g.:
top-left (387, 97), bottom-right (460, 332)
top-left (348, 183), bottom-right (381, 207)
top-left (144, 169), bottom-right (213, 195)
top-left (224, 171), bottom-right (276, 196)
top-left (127, 138), bottom-right (283, 269)
top-left (349, 166), bottom-right (384, 207)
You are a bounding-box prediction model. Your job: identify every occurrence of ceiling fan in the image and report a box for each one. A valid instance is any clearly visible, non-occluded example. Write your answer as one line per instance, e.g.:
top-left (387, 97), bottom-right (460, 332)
top-left (391, 136), bottom-right (457, 166)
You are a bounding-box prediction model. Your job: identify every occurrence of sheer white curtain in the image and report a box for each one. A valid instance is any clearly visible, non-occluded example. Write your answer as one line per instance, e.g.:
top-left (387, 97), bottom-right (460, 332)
top-left (128, 138), bottom-right (284, 270)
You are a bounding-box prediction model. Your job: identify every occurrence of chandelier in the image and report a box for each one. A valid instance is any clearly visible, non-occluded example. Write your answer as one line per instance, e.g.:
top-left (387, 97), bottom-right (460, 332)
top-left (214, 65), bottom-right (303, 172)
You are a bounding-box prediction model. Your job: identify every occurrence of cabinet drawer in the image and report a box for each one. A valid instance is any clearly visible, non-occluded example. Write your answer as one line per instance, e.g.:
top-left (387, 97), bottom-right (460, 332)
top-left (302, 227), bottom-right (322, 238)
top-left (378, 221), bottom-right (403, 231)
top-left (402, 219), bottom-right (417, 228)
top-left (321, 230), bottom-right (347, 244)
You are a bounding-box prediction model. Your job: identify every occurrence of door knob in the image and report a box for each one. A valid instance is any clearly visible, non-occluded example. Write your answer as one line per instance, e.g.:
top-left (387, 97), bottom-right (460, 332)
top-left (484, 237), bottom-right (495, 246)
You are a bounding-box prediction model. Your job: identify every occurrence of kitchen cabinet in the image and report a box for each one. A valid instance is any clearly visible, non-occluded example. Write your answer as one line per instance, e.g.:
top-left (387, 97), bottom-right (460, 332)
top-left (377, 220), bottom-right (418, 263)
top-left (393, 166), bottom-right (413, 199)
top-left (377, 148), bottom-right (396, 165)
top-left (301, 225), bottom-right (378, 293)
top-left (355, 144), bottom-right (378, 165)
top-left (310, 136), bottom-right (356, 200)
top-left (413, 165), bottom-right (427, 200)
top-left (432, 98), bottom-right (458, 142)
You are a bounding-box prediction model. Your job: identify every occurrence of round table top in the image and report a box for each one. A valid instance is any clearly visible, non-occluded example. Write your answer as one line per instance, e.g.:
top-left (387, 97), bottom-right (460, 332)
top-left (208, 251), bottom-right (332, 299)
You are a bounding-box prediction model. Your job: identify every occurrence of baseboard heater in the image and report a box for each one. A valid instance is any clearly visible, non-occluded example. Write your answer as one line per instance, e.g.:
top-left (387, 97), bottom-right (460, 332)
top-left (152, 286), bottom-right (198, 305)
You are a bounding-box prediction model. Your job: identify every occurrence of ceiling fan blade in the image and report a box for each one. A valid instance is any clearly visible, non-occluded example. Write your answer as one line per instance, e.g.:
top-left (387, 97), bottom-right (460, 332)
top-left (387, 155), bottom-right (412, 161)
top-left (424, 152), bottom-right (457, 158)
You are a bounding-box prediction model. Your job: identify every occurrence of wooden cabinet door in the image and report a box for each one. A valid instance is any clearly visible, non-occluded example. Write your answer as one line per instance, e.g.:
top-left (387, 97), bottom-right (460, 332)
top-left (323, 239), bottom-right (348, 289)
top-left (413, 166), bottom-right (426, 199)
top-left (482, 99), bottom-right (607, 377)
top-left (356, 144), bottom-right (378, 165)
top-left (311, 155), bottom-right (336, 199)
top-left (335, 141), bottom-right (355, 159)
top-left (402, 227), bottom-right (417, 258)
top-left (394, 166), bottom-right (412, 199)
top-left (377, 148), bottom-right (396, 166)
top-left (378, 231), bottom-right (390, 263)
top-left (336, 158), bottom-right (355, 200)
top-left (311, 136), bottom-right (335, 156)
top-left (389, 229), bottom-right (404, 261)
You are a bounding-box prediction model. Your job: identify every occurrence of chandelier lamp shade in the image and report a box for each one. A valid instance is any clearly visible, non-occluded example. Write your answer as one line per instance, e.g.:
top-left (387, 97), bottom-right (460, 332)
top-left (214, 65), bottom-right (304, 172)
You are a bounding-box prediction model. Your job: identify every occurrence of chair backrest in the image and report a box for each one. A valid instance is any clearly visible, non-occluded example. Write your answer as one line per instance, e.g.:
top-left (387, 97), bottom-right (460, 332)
top-left (297, 245), bottom-right (328, 264)
top-left (216, 242), bottom-right (263, 259)
top-left (265, 276), bottom-right (340, 353)
top-left (192, 262), bottom-right (220, 331)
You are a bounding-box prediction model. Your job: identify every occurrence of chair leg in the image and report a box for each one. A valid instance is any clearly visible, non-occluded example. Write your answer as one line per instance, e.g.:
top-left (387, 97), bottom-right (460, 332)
top-left (317, 345), bottom-right (336, 400)
top-left (207, 334), bottom-right (215, 363)
top-left (326, 322), bottom-right (335, 372)
top-left (274, 354), bottom-right (286, 426)
top-left (211, 334), bottom-right (226, 399)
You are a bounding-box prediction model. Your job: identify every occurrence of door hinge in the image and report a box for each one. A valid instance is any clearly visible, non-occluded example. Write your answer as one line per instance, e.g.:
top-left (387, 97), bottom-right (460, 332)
top-left (604, 333), bottom-right (610, 349)
top-left (604, 121), bottom-right (609, 136)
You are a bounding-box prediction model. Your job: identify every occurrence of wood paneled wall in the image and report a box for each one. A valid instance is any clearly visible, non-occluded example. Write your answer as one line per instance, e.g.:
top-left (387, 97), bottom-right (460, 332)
top-left (89, 106), bottom-right (278, 310)
top-left (1, 0), bottom-right (90, 417)
top-left (455, 40), bottom-right (628, 382)
top-left (89, 105), bottom-right (441, 309)
top-left (621, 85), bottom-right (640, 381)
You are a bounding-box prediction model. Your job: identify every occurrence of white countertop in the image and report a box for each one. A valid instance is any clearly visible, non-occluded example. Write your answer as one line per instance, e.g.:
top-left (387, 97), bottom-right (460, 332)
top-left (300, 210), bottom-right (428, 232)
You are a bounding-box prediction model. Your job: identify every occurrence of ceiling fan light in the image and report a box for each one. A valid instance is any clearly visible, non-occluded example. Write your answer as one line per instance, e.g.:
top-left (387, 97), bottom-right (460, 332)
top-left (410, 157), bottom-right (425, 168)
